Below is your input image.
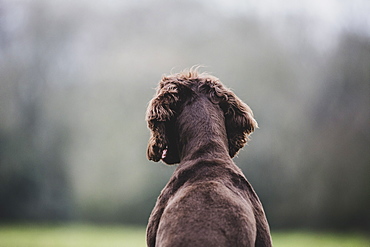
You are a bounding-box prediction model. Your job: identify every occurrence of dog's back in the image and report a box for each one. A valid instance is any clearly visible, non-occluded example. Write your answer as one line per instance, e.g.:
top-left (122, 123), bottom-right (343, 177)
top-left (153, 160), bottom-right (258, 247)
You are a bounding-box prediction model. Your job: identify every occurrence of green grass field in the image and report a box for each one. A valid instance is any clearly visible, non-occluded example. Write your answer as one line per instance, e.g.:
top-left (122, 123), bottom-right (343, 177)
top-left (0, 224), bottom-right (368, 247)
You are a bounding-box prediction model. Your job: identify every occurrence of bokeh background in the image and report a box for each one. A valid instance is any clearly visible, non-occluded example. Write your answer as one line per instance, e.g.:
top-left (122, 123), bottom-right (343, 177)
top-left (1, 0), bottom-right (369, 232)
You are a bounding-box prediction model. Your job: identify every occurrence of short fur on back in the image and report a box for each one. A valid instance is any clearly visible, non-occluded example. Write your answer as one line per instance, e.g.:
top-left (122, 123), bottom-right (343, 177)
top-left (146, 68), bottom-right (272, 247)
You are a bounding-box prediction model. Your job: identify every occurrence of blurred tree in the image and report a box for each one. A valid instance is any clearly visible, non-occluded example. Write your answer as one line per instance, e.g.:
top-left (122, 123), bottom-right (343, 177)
top-left (306, 33), bottom-right (370, 230)
top-left (0, 1), bottom-right (73, 221)
top-left (235, 31), bottom-right (370, 231)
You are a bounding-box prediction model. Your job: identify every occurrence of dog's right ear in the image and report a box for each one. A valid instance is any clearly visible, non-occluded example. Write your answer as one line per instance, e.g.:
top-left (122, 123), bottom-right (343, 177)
top-left (222, 91), bottom-right (258, 158)
top-left (146, 81), bottom-right (180, 164)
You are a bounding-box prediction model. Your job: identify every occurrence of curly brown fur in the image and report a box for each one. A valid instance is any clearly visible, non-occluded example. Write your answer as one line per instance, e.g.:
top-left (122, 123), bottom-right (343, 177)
top-left (146, 68), bottom-right (271, 247)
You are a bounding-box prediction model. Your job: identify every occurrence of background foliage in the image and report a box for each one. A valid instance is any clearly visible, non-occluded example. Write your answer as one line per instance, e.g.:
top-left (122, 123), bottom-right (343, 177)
top-left (0, 0), bottom-right (369, 231)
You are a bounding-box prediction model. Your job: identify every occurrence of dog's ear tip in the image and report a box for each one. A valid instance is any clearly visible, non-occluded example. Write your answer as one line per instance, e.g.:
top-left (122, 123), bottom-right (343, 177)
top-left (147, 143), bottom-right (161, 162)
top-left (147, 154), bottom-right (161, 163)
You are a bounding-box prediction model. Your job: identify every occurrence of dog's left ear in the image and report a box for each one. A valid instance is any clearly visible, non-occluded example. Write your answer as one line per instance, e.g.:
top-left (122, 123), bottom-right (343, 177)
top-left (205, 79), bottom-right (258, 157)
top-left (146, 81), bottom-right (181, 164)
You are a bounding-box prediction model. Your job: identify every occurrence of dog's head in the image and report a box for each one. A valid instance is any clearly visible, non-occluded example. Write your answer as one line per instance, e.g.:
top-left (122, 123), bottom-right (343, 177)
top-left (146, 68), bottom-right (258, 165)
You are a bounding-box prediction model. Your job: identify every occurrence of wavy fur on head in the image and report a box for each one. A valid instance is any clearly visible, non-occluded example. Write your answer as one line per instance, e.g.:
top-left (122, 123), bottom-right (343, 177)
top-left (146, 67), bottom-right (258, 164)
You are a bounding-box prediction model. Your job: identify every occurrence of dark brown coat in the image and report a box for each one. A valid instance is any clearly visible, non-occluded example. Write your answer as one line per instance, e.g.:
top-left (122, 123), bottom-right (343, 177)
top-left (146, 69), bottom-right (272, 247)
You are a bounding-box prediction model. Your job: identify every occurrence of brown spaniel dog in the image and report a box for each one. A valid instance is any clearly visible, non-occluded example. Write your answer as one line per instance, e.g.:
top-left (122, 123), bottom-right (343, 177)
top-left (146, 68), bottom-right (272, 247)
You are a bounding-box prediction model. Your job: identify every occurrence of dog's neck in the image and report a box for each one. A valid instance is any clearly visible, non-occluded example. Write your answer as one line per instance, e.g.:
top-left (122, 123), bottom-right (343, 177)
top-left (176, 96), bottom-right (230, 162)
